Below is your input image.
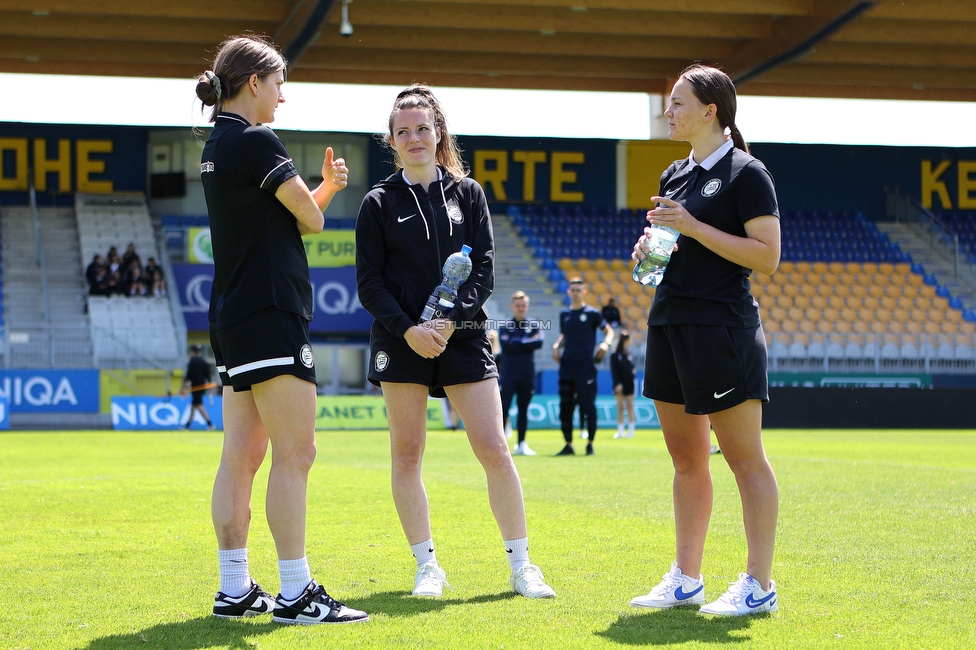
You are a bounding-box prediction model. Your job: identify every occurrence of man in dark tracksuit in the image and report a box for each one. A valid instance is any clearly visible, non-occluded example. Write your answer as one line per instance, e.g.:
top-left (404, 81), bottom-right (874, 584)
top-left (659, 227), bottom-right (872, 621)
top-left (551, 278), bottom-right (614, 456)
top-left (497, 291), bottom-right (543, 455)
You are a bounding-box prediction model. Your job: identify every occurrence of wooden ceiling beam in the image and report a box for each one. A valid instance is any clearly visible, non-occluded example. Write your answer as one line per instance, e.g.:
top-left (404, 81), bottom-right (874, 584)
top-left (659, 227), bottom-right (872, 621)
top-left (759, 62), bottom-right (976, 90)
top-left (808, 42), bottom-right (976, 69)
top-left (0, 37), bottom-right (211, 67)
top-left (312, 26), bottom-right (733, 60)
top-left (866, 0), bottom-right (976, 22)
top-left (336, 2), bottom-right (773, 38)
top-left (299, 47), bottom-right (689, 80)
top-left (0, 0), bottom-right (288, 21)
top-left (0, 11), bottom-right (273, 44)
top-left (402, 0), bottom-right (811, 15)
top-left (833, 17), bottom-right (976, 47)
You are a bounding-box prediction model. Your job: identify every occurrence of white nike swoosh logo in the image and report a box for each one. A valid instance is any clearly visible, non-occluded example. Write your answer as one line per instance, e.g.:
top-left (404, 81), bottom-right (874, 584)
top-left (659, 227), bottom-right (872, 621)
top-left (397, 214), bottom-right (416, 223)
top-left (713, 388), bottom-right (735, 399)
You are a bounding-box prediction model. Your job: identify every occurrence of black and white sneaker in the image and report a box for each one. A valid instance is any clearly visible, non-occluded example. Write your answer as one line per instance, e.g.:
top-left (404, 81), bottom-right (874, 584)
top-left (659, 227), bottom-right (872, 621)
top-left (273, 580), bottom-right (369, 625)
top-left (212, 580), bottom-right (275, 618)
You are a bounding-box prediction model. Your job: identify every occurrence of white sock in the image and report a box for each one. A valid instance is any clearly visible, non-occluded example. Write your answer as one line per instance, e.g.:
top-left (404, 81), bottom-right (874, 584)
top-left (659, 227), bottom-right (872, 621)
top-left (617, 424), bottom-right (624, 436)
top-left (218, 548), bottom-right (252, 597)
top-left (411, 539), bottom-right (437, 568)
top-left (629, 422), bottom-right (636, 436)
top-left (504, 537), bottom-right (530, 572)
top-left (278, 557), bottom-right (312, 600)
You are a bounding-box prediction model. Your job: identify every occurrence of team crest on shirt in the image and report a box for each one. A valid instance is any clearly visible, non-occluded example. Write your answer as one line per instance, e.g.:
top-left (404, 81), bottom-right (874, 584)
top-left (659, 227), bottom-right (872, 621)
top-left (375, 351), bottom-right (390, 372)
top-left (701, 178), bottom-right (722, 197)
top-left (447, 204), bottom-right (464, 224)
top-left (580, 313), bottom-right (587, 322)
top-left (201, 161), bottom-right (214, 173)
top-left (299, 344), bottom-right (315, 368)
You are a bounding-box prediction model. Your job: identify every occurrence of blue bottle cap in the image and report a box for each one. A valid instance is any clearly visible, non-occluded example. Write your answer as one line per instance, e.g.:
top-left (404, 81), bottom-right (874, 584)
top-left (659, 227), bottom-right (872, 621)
top-left (461, 245), bottom-right (472, 254)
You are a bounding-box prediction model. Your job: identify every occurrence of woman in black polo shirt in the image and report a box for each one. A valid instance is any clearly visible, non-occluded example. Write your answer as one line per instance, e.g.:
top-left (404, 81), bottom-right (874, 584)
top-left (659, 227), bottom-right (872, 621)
top-left (629, 64), bottom-right (781, 617)
top-left (196, 34), bottom-right (367, 625)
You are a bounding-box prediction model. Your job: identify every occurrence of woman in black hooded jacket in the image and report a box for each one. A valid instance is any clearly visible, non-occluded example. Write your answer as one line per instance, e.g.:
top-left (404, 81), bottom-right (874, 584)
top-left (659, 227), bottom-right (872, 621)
top-left (356, 84), bottom-right (555, 601)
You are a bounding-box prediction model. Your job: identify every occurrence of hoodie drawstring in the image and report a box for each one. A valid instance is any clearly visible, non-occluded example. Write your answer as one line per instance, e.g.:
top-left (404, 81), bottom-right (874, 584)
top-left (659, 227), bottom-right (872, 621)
top-left (406, 185), bottom-right (431, 240)
top-left (440, 182), bottom-right (453, 237)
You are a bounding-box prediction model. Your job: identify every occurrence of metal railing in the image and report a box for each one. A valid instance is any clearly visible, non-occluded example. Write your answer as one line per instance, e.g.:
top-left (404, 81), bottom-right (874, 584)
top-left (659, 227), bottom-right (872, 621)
top-left (885, 185), bottom-right (966, 279)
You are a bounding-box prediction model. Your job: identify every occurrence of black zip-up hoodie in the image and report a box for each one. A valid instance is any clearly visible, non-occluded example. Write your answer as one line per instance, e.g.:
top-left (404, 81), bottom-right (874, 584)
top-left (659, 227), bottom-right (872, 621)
top-left (356, 168), bottom-right (494, 341)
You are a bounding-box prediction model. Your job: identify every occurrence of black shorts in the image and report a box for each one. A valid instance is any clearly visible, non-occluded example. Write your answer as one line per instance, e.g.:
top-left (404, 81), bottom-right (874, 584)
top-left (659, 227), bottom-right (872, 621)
top-left (616, 379), bottom-right (635, 396)
top-left (368, 329), bottom-right (498, 398)
top-left (210, 307), bottom-right (316, 392)
top-left (190, 389), bottom-right (206, 406)
top-left (642, 323), bottom-right (768, 415)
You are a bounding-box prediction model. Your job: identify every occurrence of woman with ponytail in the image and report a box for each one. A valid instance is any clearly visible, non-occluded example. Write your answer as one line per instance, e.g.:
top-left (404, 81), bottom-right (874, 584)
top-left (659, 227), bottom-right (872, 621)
top-left (196, 34), bottom-right (368, 625)
top-left (629, 64), bottom-right (782, 616)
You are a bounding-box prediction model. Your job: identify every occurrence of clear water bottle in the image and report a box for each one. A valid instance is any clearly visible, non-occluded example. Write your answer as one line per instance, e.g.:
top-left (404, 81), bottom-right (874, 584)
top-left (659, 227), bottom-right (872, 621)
top-left (419, 245), bottom-right (473, 323)
top-left (632, 225), bottom-right (679, 286)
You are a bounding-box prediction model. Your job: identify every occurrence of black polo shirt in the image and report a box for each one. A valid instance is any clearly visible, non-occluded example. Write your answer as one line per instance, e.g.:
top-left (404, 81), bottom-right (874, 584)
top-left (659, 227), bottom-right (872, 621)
top-left (200, 112), bottom-right (311, 329)
top-left (648, 142), bottom-right (779, 328)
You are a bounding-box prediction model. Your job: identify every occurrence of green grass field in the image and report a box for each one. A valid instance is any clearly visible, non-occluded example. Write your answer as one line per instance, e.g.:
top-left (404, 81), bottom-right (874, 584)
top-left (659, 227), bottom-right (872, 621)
top-left (1, 427), bottom-right (974, 649)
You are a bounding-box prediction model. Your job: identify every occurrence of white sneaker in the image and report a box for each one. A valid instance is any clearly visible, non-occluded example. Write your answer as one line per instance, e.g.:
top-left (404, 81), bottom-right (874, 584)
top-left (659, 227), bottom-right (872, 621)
top-left (513, 442), bottom-right (536, 456)
top-left (699, 574), bottom-right (778, 616)
top-left (579, 430), bottom-right (589, 439)
top-left (614, 430), bottom-right (624, 439)
top-left (510, 564), bottom-right (556, 598)
top-left (630, 562), bottom-right (705, 609)
top-left (626, 426), bottom-right (635, 438)
top-left (412, 562), bottom-right (450, 597)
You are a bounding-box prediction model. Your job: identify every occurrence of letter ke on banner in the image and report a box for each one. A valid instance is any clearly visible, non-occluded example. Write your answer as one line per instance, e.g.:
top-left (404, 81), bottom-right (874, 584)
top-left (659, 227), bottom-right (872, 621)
top-left (0, 370), bottom-right (99, 413)
top-left (111, 395), bottom-right (224, 430)
top-left (172, 264), bottom-right (374, 333)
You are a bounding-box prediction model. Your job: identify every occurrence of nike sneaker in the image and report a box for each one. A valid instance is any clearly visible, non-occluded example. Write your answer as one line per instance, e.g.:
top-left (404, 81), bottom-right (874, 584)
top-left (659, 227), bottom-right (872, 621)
top-left (513, 441), bottom-right (537, 456)
top-left (699, 573), bottom-right (778, 616)
top-left (272, 580), bottom-right (369, 624)
top-left (212, 580), bottom-right (274, 618)
top-left (413, 562), bottom-right (450, 597)
top-left (630, 563), bottom-right (705, 609)
top-left (555, 444), bottom-right (575, 456)
top-left (510, 564), bottom-right (556, 598)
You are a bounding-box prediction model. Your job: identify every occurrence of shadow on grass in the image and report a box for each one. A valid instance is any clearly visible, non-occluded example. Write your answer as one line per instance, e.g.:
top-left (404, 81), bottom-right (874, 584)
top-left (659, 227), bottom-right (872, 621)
top-left (596, 609), bottom-right (761, 645)
top-left (81, 592), bottom-right (518, 649)
top-left (353, 589), bottom-right (519, 617)
top-left (82, 617), bottom-right (279, 650)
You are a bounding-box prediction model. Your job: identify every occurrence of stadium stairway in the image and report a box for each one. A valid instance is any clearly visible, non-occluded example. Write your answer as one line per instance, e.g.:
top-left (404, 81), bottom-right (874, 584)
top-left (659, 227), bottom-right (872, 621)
top-left (0, 205), bottom-right (94, 367)
top-left (878, 221), bottom-right (976, 311)
top-left (490, 213), bottom-right (566, 370)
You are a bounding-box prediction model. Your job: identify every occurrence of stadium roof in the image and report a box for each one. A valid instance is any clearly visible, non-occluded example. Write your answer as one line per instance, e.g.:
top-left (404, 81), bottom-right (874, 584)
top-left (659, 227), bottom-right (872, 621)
top-left (2, 0), bottom-right (975, 102)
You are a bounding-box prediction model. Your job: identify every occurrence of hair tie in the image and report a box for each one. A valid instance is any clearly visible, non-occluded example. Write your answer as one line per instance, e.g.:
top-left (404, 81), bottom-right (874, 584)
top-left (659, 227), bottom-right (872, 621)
top-left (205, 70), bottom-right (222, 101)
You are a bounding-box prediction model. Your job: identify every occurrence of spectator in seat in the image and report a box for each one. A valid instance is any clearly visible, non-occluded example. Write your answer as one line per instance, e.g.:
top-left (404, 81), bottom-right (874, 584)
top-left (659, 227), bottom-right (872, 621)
top-left (602, 297), bottom-right (622, 330)
top-left (85, 254), bottom-right (104, 288)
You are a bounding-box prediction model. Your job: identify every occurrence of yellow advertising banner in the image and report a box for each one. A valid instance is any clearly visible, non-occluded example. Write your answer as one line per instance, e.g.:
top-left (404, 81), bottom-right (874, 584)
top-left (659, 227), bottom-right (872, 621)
top-left (304, 230), bottom-right (356, 268)
top-left (314, 395), bottom-right (448, 430)
top-left (187, 227), bottom-right (213, 263)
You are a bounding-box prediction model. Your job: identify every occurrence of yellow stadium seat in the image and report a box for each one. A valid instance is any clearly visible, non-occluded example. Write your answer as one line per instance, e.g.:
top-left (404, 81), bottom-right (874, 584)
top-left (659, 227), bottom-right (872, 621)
top-left (770, 307), bottom-right (787, 322)
top-left (861, 296), bottom-right (880, 311)
top-left (926, 309), bottom-right (945, 323)
top-left (804, 307), bottom-right (822, 322)
top-left (844, 262), bottom-right (863, 273)
top-left (880, 296), bottom-right (896, 311)
top-left (782, 283), bottom-right (800, 298)
top-left (816, 320), bottom-right (834, 334)
top-left (822, 307), bottom-right (839, 322)
top-left (799, 284), bottom-right (818, 298)
top-left (834, 320), bottom-right (852, 334)
top-left (811, 261), bottom-right (828, 274)
top-left (850, 284), bottom-right (867, 299)
top-left (894, 262), bottom-right (912, 276)
top-left (799, 320), bottom-right (816, 334)
top-left (853, 320), bottom-right (870, 335)
top-left (764, 319), bottom-right (781, 333)
top-left (906, 273), bottom-right (924, 286)
top-left (598, 269), bottom-right (617, 283)
top-left (840, 307), bottom-right (858, 322)
top-left (941, 320), bottom-right (961, 334)
top-left (593, 258), bottom-right (609, 271)
top-left (905, 320), bottom-right (923, 335)
top-left (558, 258), bottom-right (575, 271)
top-left (778, 261), bottom-right (795, 275)
top-left (869, 321), bottom-right (887, 334)
top-left (582, 269), bottom-right (599, 282)
top-left (616, 294), bottom-right (635, 309)
top-left (923, 321), bottom-right (941, 335)
top-left (946, 309), bottom-right (963, 323)
top-left (576, 259), bottom-right (593, 271)
top-left (792, 295), bottom-right (810, 309)
top-left (832, 284), bottom-right (851, 298)
top-left (787, 307), bottom-right (804, 322)
top-left (608, 281), bottom-right (625, 296)
top-left (826, 295), bottom-right (847, 310)
top-left (793, 260), bottom-right (811, 274)
top-left (891, 308), bottom-right (909, 323)
top-left (867, 285), bottom-right (886, 298)
top-left (781, 319), bottom-right (798, 334)
top-left (856, 308), bottom-right (876, 322)
top-left (811, 295), bottom-right (828, 311)
top-left (764, 283), bottom-right (783, 297)
top-left (590, 281), bottom-right (608, 296)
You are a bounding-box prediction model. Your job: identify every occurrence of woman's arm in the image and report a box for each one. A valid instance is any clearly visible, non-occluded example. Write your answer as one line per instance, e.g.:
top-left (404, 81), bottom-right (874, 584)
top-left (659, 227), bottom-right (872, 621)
top-left (275, 147), bottom-right (349, 235)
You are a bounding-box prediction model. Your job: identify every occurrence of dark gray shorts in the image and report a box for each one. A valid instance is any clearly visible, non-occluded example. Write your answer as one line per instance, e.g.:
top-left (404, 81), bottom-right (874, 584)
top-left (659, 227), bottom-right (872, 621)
top-left (210, 307), bottom-right (316, 392)
top-left (368, 329), bottom-right (498, 398)
top-left (642, 323), bottom-right (768, 415)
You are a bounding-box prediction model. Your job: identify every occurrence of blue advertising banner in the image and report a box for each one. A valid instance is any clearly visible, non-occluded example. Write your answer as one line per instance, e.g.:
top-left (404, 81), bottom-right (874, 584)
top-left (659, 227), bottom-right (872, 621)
top-left (111, 395), bottom-right (223, 430)
top-left (0, 370), bottom-right (100, 413)
top-left (507, 394), bottom-right (659, 429)
top-left (172, 264), bottom-right (374, 334)
top-left (0, 395), bottom-right (9, 430)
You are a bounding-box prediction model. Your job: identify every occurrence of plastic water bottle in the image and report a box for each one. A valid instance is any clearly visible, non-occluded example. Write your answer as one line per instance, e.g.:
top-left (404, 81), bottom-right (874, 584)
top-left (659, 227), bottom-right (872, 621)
top-left (632, 225), bottom-right (679, 286)
top-left (419, 245), bottom-right (473, 323)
